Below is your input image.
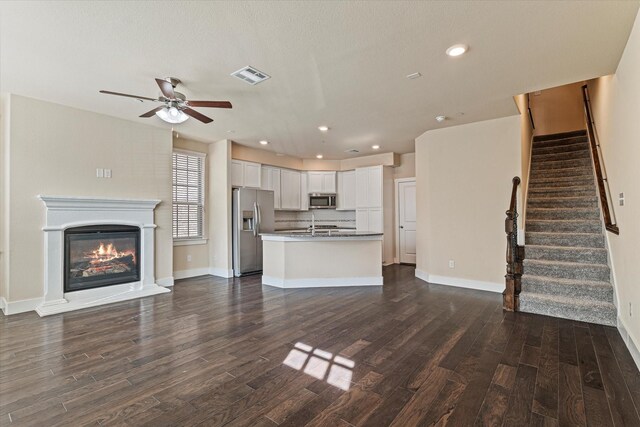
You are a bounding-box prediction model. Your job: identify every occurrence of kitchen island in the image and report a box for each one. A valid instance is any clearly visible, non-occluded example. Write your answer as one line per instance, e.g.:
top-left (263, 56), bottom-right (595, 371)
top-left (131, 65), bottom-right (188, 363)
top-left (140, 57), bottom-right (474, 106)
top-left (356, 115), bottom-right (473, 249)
top-left (260, 232), bottom-right (383, 288)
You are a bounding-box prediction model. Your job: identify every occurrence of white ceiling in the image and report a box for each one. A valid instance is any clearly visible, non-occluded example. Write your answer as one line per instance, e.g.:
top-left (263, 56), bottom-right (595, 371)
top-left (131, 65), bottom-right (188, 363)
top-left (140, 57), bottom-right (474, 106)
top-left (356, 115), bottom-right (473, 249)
top-left (1, 1), bottom-right (638, 159)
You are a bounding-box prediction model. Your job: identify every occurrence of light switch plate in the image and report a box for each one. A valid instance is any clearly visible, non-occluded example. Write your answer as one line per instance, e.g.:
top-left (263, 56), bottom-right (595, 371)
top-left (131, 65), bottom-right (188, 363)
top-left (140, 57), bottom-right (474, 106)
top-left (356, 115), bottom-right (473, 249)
top-left (448, 260), bottom-right (455, 268)
top-left (96, 168), bottom-right (104, 178)
top-left (104, 169), bottom-right (112, 178)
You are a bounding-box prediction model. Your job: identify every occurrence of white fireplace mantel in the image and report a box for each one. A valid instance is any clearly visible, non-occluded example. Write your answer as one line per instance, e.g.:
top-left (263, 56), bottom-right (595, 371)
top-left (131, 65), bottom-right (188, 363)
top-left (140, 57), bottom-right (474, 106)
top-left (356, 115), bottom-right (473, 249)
top-left (36, 195), bottom-right (170, 316)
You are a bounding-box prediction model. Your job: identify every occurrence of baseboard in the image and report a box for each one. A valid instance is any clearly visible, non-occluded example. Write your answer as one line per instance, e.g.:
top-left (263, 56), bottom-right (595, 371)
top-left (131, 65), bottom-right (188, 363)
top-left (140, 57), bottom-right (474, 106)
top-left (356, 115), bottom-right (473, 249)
top-left (415, 269), bottom-right (502, 293)
top-left (174, 268), bottom-right (211, 280)
top-left (0, 297), bottom-right (6, 314)
top-left (262, 275), bottom-right (383, 289)
top-left (617, 317), bottom-right (640, 371)
top-left (1, 296), bottom-right (44, 315)
top-left (156, 276), bottom-right (175, 287)
top-left (209, 267), bottom-right (233, 278)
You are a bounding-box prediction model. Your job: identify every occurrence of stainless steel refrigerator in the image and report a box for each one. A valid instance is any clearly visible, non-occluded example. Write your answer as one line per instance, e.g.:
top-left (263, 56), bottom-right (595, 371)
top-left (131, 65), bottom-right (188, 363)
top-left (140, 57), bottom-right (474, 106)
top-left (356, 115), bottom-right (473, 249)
top-left (232, 188), bottom-right (275, 276)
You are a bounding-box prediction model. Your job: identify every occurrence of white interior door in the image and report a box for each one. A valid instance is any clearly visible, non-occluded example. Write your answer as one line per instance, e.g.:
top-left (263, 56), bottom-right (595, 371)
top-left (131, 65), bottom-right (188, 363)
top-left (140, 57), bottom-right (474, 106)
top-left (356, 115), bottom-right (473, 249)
top-left (398, 180), bottom-right (417, 264)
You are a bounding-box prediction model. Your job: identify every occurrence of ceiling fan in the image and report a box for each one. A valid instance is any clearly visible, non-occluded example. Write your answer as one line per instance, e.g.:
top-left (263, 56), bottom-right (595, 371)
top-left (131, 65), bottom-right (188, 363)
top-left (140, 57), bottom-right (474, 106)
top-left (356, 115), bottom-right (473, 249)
top-left (99, 77), bottom-right (232, 124)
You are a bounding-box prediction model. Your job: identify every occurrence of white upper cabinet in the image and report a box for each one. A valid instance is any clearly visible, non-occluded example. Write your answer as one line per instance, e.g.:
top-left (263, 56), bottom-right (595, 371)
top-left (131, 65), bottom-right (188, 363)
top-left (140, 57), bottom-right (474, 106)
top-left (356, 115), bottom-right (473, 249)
top-left (337, 170), bottom-right (356, 210)
top-left (300, 173), bottom-right (309, 211)
top-left (230, 160), bottom-right (261, 188)
top-left (280, 169), bottom-right (302, 210)
top-left (306, 171), bottom-right (336, 194)
top-left (261, 167), bottom-right (281, 209)
top-left (356, 166), bottom-right (383, 209)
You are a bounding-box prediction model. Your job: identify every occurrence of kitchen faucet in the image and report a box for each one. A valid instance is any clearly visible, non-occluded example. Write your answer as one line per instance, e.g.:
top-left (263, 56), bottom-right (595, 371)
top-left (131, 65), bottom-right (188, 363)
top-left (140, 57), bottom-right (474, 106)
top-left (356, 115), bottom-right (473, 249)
top-left (311, 212), bottom-right (315, 236)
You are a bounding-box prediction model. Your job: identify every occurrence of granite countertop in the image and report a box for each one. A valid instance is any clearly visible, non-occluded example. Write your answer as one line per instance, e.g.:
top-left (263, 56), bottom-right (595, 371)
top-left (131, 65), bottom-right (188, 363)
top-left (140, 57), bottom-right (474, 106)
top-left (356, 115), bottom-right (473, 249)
top-left (262, 230), bottom-right (383, 238)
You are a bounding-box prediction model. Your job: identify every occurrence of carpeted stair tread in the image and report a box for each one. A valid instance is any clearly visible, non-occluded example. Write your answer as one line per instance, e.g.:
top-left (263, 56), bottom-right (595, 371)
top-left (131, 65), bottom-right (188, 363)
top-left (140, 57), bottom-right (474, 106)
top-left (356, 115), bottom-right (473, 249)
top-left (532, 142), bottom-right (590, 156)
top-left (527, 196), bottom-right (598, 208)
top-left (533, 136), bottom-right (588, 149)
top-left (530, 166), bottom-right (595, 179)
top-left (531, 157), bottom-right (592, 170)
top-left (533, 130), bottom-right (586, 142)
top-left (527, 207), bottom-right (600, 220)
top-left (521, 274), bottom-right (613, 301)
top-left (519, 291), bottom-right (616, 326)
top-left (526, 231), bottom-right (605, 248)
top-left (532, 149), bottom-right (590, 161)
top-left (525, 219), bottom-right (602, 233)
top-left (525, 244), bottom-right (607, 264)
top-left (529, 175), bottom-right (594, 187)
top-left (523, 258), bottom-right (610, 281)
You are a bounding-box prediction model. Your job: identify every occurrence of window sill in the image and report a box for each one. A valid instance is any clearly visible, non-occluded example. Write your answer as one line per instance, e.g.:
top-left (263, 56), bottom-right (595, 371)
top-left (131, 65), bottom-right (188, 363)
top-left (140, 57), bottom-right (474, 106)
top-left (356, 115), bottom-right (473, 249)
top-left (173, 239), bottom-right (208, 247)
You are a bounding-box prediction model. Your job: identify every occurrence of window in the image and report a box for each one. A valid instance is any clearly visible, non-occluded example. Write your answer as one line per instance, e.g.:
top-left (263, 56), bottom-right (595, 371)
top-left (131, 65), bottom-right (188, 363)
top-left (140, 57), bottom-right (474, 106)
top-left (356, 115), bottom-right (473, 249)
top-left (172, 150), bottom-right (205, 240)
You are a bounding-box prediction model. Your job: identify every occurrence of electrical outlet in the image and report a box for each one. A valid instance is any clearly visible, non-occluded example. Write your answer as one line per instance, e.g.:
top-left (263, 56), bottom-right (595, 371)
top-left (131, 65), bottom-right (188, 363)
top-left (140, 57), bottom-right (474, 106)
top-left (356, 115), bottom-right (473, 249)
top-left (187, 255), bottom-right (192, 263)
top-left (619, 192), bottom-right (625, 206)
top-left (448, 260), bottom-right (455, 269)
top-left (104, 169), bottom-right (112, 178)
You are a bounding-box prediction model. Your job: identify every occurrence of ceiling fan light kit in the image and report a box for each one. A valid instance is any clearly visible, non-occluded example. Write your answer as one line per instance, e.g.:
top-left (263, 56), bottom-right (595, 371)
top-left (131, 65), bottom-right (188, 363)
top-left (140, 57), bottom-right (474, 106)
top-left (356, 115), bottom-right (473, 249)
top-left (99, 77), bottom-right (232, 125)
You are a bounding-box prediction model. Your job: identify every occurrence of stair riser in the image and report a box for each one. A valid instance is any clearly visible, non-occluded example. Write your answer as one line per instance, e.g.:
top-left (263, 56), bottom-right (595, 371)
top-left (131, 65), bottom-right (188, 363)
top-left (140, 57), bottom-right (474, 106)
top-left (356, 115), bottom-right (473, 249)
top-left (526, 221), bottom-right (602, 233)
top-left (526, 246), bottom-right (607, 264)
top-left (533, 136), bottom-right (588, 149)
top-left (531, 158), bottom-right (592, 171)
top-left (528, 189), bottom-right (596, 198)
top-left (527, 198), bottom-right (598, 208)
top-left (527, 209), bottom-right (600, 221)
top-left (522, 279), bottom-right (613, 301)
top-left (524, 261), bottom-right (610, 281)
top-left (530, 167), bottom-right (593, 179)
top-left (519, 297), bottom-right (616, 326)
top-left (532, 142), bottom-right (590, 156)
top-left (526, 233), bottom-right (605, 248)
top-left (532, 150), bottom-right (591, 163)
top-left (529, 177), bottom-right (594, 188)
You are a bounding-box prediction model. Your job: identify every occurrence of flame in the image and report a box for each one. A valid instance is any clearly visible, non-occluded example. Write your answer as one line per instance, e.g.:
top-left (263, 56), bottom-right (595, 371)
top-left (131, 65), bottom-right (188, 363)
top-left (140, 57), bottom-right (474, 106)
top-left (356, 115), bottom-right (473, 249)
top-left (89, 242), bottom-right (136, 265)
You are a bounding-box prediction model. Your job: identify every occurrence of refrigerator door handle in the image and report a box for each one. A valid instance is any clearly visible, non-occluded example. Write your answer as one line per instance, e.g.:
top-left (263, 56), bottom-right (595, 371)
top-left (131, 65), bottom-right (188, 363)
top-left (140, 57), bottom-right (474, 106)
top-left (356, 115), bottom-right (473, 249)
top-left (256, 203), bottom-right (261, 235)
top-left (253, 202), bottom-right (258, 237)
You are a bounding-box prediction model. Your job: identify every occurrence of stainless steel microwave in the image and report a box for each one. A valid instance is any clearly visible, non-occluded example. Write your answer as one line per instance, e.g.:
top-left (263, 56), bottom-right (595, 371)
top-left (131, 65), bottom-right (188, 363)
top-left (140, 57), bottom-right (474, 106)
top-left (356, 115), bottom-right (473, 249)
top-left (309, 193), bottom-right (337, 209)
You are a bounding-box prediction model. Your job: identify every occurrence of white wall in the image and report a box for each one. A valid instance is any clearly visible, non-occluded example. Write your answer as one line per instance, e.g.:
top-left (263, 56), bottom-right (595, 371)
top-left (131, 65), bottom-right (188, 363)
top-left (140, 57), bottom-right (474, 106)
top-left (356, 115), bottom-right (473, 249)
top-left (415, 115), bottom-right (521, 291)
top-left (208, 139), bottom-right (233, 277)
top-left (586, 9), bottom-right (640, 363)
top-left (2, 95), bottom-right (173, 305)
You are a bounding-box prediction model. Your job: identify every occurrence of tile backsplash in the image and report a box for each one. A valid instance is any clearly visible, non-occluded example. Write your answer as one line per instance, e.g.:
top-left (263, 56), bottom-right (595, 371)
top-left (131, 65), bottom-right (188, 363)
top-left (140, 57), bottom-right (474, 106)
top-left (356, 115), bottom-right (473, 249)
top-left (275, 209), bottom-right (356, 230)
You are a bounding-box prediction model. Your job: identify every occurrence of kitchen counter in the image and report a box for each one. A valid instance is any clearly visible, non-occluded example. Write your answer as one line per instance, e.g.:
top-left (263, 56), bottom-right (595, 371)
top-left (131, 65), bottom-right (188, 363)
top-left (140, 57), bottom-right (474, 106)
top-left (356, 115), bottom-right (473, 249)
top-left (260, 232), bottom-right (383, 288)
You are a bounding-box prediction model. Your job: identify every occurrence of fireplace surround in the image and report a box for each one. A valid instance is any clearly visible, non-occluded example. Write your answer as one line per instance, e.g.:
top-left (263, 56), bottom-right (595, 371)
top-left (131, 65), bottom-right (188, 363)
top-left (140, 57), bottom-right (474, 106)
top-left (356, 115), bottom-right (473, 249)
top-left (37, 196), bottom-right (170, 316)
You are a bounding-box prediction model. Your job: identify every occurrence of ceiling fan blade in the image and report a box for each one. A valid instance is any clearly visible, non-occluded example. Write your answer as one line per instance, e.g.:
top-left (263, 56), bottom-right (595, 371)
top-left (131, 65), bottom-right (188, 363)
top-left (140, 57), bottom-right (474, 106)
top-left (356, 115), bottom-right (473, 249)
top-left (183, 107), bottom-right (213, 123)
top-left (155, 78), bottom-right (176, 99)
top-left (139, 106), bottom-right (165, 118)
top-left (99, 90), bottom-right (157, 101)
top-left (187, 101), bottom-right (232, 109)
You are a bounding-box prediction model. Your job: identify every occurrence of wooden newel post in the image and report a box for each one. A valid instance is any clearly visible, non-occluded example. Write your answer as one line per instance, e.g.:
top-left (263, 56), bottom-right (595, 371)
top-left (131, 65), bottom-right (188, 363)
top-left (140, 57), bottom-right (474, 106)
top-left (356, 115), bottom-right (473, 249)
top-left (503, 177), bottom-right (522, 312)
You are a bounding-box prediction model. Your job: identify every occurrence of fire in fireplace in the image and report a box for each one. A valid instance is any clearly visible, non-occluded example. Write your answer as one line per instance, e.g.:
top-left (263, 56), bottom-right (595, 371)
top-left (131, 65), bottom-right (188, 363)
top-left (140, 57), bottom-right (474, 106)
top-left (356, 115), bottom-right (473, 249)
top-left (64, 225), bottom-right (141, 292)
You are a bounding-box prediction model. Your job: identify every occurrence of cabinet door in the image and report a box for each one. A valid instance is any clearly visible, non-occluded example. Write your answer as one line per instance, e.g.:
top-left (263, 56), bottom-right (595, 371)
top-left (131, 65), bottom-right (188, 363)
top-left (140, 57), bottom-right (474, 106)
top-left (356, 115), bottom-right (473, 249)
top-left (368, 166), bottom-right (383, 208)
top-left (322, 172), bottom-right (336, 193)
top-left (355, 168), bottom-right (369, 208)
top-left (342, 171), bottom-right (356, 210)
top-left (356, 209), bottom-right (369, 231)
top-left (272, 168), bottom-right (281, 210)
top-left (243, 162), bottom-right (261, 188)
top-left (307, 172), bottom-right (323, 194)
top-left (300, 173), bottom-right (308, 211)
top-left (231, 160), bottom-right (244, 187)
top-left (260, 167), bottom-right (272, 190)
top-left (368, 208), bottom-right (383, 232)
top-left (280, 170), bottom-right (301, 210)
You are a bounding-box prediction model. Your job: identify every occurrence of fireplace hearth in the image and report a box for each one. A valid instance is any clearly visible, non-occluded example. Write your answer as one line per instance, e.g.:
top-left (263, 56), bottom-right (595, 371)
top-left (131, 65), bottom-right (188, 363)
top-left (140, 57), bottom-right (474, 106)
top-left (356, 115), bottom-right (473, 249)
top-left (65, 225), bottom-right (141, 292)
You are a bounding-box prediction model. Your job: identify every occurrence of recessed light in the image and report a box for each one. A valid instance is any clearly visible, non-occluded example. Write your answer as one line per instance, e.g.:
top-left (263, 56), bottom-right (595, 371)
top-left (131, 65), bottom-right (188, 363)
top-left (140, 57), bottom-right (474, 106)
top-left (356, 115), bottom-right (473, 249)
top-left (446, 44), bottom-right (468, 57)
top-left (318, 126), bottom-right (329, 132)
top-left (372, 145), bottom-right (380, 150)
top-left (259, 140), bottom-right (269, 145)
top-left (435, 115), bottom-right (446, 122)
top-left (316, 154), bottom-right (323, 159)
top-left (406, 72), bottom-right (422, 80)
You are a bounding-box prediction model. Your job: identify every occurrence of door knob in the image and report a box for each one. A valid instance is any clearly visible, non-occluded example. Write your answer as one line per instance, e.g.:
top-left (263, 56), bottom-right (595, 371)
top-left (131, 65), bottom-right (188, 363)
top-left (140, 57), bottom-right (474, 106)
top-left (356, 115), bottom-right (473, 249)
top-left (400, 225), bottom-right (404, 229)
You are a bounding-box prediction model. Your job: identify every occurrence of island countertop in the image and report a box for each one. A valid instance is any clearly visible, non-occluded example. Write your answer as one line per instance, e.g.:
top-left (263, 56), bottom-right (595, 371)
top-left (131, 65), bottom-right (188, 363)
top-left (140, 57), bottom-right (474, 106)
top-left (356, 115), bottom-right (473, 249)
top-left (261, 231), bottom-right (383, 240)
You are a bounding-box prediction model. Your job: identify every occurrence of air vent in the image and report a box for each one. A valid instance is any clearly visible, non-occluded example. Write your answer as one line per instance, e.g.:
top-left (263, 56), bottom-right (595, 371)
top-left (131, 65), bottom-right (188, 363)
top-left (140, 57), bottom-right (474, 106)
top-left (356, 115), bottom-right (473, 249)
top-left (345, 149), bottom-right (360, 154)
top-left (231, 66), bottom-right (271, 85)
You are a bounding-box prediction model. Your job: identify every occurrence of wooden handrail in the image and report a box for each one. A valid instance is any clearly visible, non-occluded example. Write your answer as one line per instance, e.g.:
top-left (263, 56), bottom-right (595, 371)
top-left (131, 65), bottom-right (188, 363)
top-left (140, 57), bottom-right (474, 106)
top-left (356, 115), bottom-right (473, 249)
top-left (504, 176), bottom-right (523, 312)
top-left (581, 85), bottom-right (619, 235)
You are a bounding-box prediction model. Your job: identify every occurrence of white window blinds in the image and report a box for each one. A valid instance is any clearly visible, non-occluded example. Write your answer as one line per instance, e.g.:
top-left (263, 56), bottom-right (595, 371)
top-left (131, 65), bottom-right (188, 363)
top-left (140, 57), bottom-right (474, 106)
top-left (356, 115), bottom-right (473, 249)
top-left (172, 151), bottom-right (205, 240)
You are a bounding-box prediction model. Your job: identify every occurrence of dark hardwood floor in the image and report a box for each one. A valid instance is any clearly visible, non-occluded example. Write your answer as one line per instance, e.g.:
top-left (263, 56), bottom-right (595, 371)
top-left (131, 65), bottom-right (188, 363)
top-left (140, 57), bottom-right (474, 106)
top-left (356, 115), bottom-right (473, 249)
top-left (1, 265), bottom-right (639, 426)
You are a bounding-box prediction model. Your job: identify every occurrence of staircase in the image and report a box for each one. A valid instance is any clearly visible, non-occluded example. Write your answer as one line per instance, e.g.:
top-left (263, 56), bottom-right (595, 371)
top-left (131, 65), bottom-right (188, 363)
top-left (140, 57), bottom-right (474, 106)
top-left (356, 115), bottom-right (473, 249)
top-left (519, 130), bottom-right (616, 326)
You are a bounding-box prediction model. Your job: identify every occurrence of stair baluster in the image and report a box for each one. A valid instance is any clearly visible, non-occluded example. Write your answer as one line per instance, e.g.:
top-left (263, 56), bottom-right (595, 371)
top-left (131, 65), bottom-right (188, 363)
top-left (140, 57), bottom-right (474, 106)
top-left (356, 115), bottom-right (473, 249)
top-left (504, 176), bottom-right (523, 311)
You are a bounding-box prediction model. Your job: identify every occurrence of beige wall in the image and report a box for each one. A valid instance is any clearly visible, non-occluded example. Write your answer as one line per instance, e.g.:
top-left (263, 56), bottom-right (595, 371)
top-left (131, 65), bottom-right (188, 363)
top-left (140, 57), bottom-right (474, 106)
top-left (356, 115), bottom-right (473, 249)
top-left (393, 153), bottom-right (415, 179)
top-left (209, 139), bottom-right (233, 275)
top-left (3, 95), bottom-right (173, 303)
top-left (0, 94), bottom-right (9, 303)
top-left (514, 94), bottom-right (534, 221)
top-left (172, 137), bottom-right (210, 275)
top-left (586, 9), bottom-right (640, 354)
top-left (415, 115), bottom-right (521, 289)
top-left (529, 82), bottom-right (586, 136)
top-left (232, 143), bottom-right (303, 170)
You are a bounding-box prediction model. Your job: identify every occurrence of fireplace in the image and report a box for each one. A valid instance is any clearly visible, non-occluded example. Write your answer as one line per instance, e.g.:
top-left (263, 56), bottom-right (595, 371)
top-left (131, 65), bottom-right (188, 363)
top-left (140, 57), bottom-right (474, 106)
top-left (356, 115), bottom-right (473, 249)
top-left (64, 225), bottom-right (141, 292)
